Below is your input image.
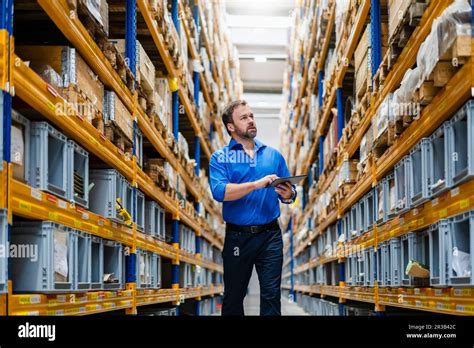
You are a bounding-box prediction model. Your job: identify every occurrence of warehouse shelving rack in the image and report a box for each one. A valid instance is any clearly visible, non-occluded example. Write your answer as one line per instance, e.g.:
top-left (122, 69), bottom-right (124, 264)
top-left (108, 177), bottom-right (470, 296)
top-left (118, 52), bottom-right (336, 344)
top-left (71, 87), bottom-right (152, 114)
top-left (0, 0), bottom-right (235, 316)
top-left (282, 0), bottom-right (474, 316)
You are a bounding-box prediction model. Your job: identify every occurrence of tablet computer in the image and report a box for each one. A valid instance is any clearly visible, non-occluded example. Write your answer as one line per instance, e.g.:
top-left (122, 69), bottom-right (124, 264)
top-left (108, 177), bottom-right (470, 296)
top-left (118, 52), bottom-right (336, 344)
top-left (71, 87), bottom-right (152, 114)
top-left (269, 175), bottom-right (307, 187)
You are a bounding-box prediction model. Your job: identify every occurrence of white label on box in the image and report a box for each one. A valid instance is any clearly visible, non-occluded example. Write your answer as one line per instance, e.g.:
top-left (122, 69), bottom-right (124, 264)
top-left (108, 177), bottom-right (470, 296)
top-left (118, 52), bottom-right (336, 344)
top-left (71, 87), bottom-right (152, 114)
top-left (11, 125), bottom-right (24, 165)
top-left (82, 212), bottom-right (89, 220)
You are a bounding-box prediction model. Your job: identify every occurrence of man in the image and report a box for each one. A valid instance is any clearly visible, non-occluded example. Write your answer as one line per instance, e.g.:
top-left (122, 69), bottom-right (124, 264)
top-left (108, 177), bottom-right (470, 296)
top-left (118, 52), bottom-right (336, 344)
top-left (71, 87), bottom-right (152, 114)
top-left (209, 100), bottom-right (296, 316)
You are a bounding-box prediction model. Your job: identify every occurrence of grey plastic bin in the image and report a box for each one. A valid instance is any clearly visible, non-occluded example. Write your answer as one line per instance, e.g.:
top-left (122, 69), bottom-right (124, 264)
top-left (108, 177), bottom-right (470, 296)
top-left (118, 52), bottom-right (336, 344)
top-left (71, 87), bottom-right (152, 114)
top-left (389, 237), bottom-right (402, 287)
top-left (0, 210), bottom-right (7, 293)
top-left (75, 230), bottom-right (91, 290)
top-left (89, 169), bottom-right (128, 223)
top-left (365, 189), bottom-right (377, 231)
top-left (447, 100), bottom-right (474, 186)
top-left (429, 220), bottom-right (450, 287)
top-left (90, 236), bottom-right (104, 289)
top-left (395, 156), bottom-right (409, 214)
top-left (447, 211), bottom-right (474, 286)
top-left (401, 231), bottom-right (430, 287)
top-left (429, 123), bottom-right (450, 196)
top-left (103, 240), bottom-right (124, 289)
top-left (409, 139), bottom-right (431, 207)
top-left (364, 247), bottom-right (373, 287)
top-left (136, 249), bottom-right (153, 289)
top-left (30, 122), bottom-right (68, 199)
top-left (136, 189), bottom-right (145, 231)
top-left (67, 140), bottom-right (89, 208)
top-left (11, 221), bottom-right (76, 292)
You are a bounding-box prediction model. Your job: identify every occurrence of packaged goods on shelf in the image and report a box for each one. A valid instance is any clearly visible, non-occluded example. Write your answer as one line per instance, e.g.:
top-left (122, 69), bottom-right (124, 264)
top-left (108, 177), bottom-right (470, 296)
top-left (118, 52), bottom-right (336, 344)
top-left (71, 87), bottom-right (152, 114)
top-left (337, 160), bottom-right (358, 187)
top-left (178, 132), bottom-right (190, 161)
top-left (67, 140), bottom-right (89, 208)
top-left (110, 39), bottom-right (155, 94)
top-left (16, 45), bottom-right (104, 124)
top-left (323, 113), bottom-right (338, 167)
top-left (163, 161), bottom-right (175, 189)
top-left (11, 110), bottom-right (30, 183)
top-left (309, 94), bottom-right (319, 131)
top-left (77, 0), bottom-right (109, 36)
top-left (155, 77), bottom-right (173, 130)
top-left (103, 90), bottom-right (134, 142)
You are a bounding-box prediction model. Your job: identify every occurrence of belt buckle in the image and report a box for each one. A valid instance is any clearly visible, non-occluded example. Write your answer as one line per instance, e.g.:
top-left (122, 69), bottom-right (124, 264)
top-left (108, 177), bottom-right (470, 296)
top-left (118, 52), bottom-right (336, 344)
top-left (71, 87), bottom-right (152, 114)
top-left (250, 226), bottom-right (259, 234)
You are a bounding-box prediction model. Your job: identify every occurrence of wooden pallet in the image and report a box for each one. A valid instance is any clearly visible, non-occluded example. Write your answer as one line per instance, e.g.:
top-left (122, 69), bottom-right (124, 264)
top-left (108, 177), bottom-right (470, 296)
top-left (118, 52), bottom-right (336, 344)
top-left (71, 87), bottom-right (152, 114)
top-left (371, 123), bottom-right (397, 160)
top-left (77, 0), bottom-right (109, 46)
top-left (372, 50), bottom-right (390, 94)
top-left (388, 0), bottom-right (428, 48)
top-left (103, 122), bottom-right (132, 153)
top-left (101, 41), bottom-right (135, 91)
top-left (337, 183), bottom-right (355, 201)
top-left (59, 85), bottom-right (104, 131)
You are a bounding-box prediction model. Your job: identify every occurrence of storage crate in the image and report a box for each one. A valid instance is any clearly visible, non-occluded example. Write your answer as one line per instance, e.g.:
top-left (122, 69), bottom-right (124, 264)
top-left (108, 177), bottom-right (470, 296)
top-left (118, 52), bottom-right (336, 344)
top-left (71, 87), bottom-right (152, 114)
top-left (30, 122), bottom-right (68, 199)
top-left (11, 221), bottom-right (76, 292)
top-left (0, 210), bottom-right (7, 293)
top-left (103, 90), bottom-right (133, 142)
top-left (376, 177), bottom-right (388, 224)
top-left (350, 203), bottom-right (360, 239)
top-left (67, 140), bottom-right (89, 208)
top-left (74, 230), bottom-right (91, 290)
top-left (375, 246), bottom-right (383, 286)
top-left (136, 128), bottom-right (143, 168)
top-left (136, 249), bottom-right (153, 289)
top-left (447, 211), bottom-right (474, 286)
top-left (365, 189), bottom-right (377, 231)
top-left (11, 109), bottom-right (30, 183)
top-left (380, 241), bottom-right (390, 287)
top-left (408, 138), bottom-right (431, 207)
top-left (428, 123), bottom-right (450, 196)
top-left (394, 156), bottom-right (409, 213)
top-left (180, 263), bottom-right (192, 288)
top-left (447, 99), bottom-right (474, 186)
top-left (389, 237), bottom-right (402, 287)
top-left (429, 220), bottom-right (450, 287)
top-left (364, 247), bottom-right (374, 287)
top-left (401, 231), bottom-right (430, 287)
top-left (89, 169), bottom-right (129, 223)
top-left (341, 212), bottom-right (350, 242)
top-left (386, 173), bottom-right (397, 219)
top-left (90, 236), bottom-right (104, 289)
top-left (152, 253), bottom-right (161, 289)
top-left (103, 240), bottom-right (124, 289)
top-left (136, 189), bottom-right (145, 231)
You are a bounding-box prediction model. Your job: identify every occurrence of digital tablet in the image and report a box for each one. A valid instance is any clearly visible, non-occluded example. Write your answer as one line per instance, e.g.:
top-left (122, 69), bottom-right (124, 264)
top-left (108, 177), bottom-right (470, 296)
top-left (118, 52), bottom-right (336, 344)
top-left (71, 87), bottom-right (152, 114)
top-left (269, 175), bottom-right (307, 187)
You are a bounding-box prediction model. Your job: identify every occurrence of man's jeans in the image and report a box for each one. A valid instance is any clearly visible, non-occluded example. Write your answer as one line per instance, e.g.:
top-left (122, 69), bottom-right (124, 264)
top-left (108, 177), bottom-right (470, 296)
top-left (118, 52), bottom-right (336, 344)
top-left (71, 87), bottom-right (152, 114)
top-left (221, 226), bottom-right (283, 316)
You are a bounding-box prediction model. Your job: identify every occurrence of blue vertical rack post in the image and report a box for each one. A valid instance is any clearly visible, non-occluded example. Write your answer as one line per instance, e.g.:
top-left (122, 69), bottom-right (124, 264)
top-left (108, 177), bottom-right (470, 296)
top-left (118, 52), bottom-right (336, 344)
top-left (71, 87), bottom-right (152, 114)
top-left (336, 88), bottom-right (344, 141)
top-left (192, 1), bottom-right (202, 315)
top-left (319, 136), bottom-right (324, 176)
top-left (317, 71), bottom-right (324, 108)
top-left (171, 0), bottom-right (181, 315)
top-left (125, 0), bottom-right (137, 315)
top-left (337, 220), bottom-right (345, 316)
top-left (2, 0), bottom-right (13, 294)
top-left (370, 0), bottom-right (382, 84)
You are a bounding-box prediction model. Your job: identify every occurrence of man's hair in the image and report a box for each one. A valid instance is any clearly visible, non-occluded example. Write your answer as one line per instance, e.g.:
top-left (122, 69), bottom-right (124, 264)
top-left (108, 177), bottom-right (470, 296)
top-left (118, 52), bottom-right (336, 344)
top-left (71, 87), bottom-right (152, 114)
top-left (222, 100), bottom-right (247, 135)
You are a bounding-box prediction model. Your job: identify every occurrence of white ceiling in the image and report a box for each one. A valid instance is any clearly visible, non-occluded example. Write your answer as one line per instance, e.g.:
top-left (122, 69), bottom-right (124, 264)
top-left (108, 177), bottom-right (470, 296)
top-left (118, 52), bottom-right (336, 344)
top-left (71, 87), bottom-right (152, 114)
top-left (224, 0), bottom-right (295, 148)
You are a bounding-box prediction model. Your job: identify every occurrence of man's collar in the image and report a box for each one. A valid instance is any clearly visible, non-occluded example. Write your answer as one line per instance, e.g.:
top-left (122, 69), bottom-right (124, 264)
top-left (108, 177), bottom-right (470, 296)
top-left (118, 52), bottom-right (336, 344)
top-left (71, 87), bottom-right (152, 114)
top-left (228, 138), bottom-right (266, 151)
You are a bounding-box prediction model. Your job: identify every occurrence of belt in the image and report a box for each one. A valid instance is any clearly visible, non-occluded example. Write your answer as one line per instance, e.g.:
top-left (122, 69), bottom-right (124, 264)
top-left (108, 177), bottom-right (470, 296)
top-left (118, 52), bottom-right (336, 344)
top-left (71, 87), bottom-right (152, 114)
top-left (226, 219), bottom-right (280, 234)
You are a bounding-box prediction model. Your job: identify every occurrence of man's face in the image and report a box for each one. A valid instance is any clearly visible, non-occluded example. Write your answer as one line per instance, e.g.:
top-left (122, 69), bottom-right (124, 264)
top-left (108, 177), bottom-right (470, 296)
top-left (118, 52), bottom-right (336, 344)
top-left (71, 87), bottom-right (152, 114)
top-left (228, 104), bottom-right (257, 139)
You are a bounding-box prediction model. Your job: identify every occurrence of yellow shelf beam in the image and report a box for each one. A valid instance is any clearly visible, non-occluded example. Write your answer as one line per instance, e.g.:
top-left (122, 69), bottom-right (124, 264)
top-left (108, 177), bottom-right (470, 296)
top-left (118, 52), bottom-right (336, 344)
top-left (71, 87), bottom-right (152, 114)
top-left (287, 284), bottom-right (474, 316)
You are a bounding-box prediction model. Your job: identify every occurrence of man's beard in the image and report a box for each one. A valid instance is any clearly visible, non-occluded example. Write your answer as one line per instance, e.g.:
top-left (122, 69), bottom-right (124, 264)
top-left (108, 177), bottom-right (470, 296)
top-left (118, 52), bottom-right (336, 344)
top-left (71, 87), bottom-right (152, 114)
top-left (235, 126), bottom-right (257, 139)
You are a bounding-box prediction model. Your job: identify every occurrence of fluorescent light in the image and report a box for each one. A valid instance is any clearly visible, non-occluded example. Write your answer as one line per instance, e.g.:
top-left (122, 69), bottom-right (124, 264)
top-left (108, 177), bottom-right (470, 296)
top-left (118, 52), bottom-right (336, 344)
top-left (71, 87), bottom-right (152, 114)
top-left (254, 56), bottom-right (267, 63)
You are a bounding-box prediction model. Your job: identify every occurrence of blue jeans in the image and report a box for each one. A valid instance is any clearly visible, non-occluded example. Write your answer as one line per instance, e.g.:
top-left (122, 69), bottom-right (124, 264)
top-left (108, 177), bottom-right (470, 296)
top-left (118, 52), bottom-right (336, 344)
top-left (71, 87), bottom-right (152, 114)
top-left (221, 226), bottom-right (283, 316)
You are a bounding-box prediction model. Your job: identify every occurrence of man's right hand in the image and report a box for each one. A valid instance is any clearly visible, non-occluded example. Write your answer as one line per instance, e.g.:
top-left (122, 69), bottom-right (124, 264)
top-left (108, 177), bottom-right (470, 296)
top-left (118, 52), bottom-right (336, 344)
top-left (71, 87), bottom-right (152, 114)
top-left (253, 174), bottom-right (278, 189)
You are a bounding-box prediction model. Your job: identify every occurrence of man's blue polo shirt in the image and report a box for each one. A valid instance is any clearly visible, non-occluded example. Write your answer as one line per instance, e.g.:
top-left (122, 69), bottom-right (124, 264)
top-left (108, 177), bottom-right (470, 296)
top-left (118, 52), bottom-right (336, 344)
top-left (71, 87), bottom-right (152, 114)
top-left (209, 138), bottom-right (294, 226)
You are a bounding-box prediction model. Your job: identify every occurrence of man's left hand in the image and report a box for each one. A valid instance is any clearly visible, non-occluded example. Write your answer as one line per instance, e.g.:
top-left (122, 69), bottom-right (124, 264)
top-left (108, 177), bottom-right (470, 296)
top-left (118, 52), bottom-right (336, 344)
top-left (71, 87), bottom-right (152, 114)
top-left (274, 182), bottom-right (293, 200)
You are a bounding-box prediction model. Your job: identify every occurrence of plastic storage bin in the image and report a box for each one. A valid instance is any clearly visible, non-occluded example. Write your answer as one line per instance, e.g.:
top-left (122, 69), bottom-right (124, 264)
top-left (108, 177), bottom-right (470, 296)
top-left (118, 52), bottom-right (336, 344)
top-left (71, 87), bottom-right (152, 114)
top-left (380, 241), bottom-right (390, 287)
top-left (350, 204), bottom-right (360, 240)
top-left (90, 236), bottom-right (104, 289)
top-left (376, 178), bottom-right (387, 224)
top-left (152, 253), bottom-right (161, 289)
top-left (428, 123), bottom-right (450, 196)
top-left (386, 173), bottom-right (397, 219)
top-left (103, 240), bottom-right (124, 289)
top-left (429, 220), bottom-right (450, 287)
top-left (136, 189), bottom-right (145, 231)
top-left (89, 169), bottom-right (129, 223)
top-left (365, 189), bottom-right (377, 231)
top-left (375, 246), bottom-right (382, 286)
top-left (180, 263), bottom-right (193, 288)
top-left (389, 237), bottom-right (402, 287)
top-left (341, 212), bottom-right (350, 242)
top-left (447, 100), bottom-right (474, 186)
top-left (30, 122), bottom-right (68, 199)
top-left (75, 230), bottom-right (91, 290)
top-left (401, 231), bottom-right (430, 287)
top-left (67, 140), bottom-right (89, 208)
top-left (0, 210), bottom-right (7, 293)
top-left (136, 249), bottom-right (153, 289)
top-left (447, 211), bottom-right (473, 286)
top-left (364, 247), bottom-right (373, 287)
top-left (11, 221), bottom-right (76, 292)
top-left (11, 109), bottom-right (30, 183)
top-left (408, 139), bottom-right (431, 207)
top-left (395, 157), bottom-right (409, 213)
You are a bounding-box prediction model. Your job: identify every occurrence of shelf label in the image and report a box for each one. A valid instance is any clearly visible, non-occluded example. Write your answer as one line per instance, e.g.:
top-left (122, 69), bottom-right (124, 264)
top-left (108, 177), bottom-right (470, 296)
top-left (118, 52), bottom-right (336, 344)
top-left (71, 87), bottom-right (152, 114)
top-left (454, 288), bottom-right (471, 297)
top-left (31, 189), bottom-right (42, 201)
top-left (431, 198), bottom-right (439, 207)
top-left (74, 220), bottom-right (82, 228)
top-left (450, 187), bottom-right (460, 197)
top-left (19, 295), bottom-right (41, 305)
top-left (19, 201), bottom-right (31, 212)
top-left (417, 218), bottom-right (424, 226)
top-left (81, 212), bottom-right (89, 220)
top-left (460, 199), bottom-right (470, 210)
top-left (48, 212), bottom-right (58, 220)
top-left (439, 209), bottom-right (448, 218)
top-left (434, 289), bottom-right (443, 296)
top-left (456, 304), bottom-right (465, 312)
top-left (58, 200), bottom-right (67, 209)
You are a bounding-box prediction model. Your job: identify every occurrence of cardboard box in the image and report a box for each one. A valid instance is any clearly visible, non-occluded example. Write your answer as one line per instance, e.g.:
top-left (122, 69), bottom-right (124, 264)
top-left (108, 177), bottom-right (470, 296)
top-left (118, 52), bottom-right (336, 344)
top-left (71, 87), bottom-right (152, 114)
top-left (110, 39), bottom-right (156, 94)
top-left (78, 0), bottom-right (109, 36)
top-left (16, 45), bottom-right (104, 116)
top-left (155, 77), bottom-right (172, 129)
top-left (388, 0), bottom-right (412, 42)
top-left (104, 90), bottom-right (133, 141)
